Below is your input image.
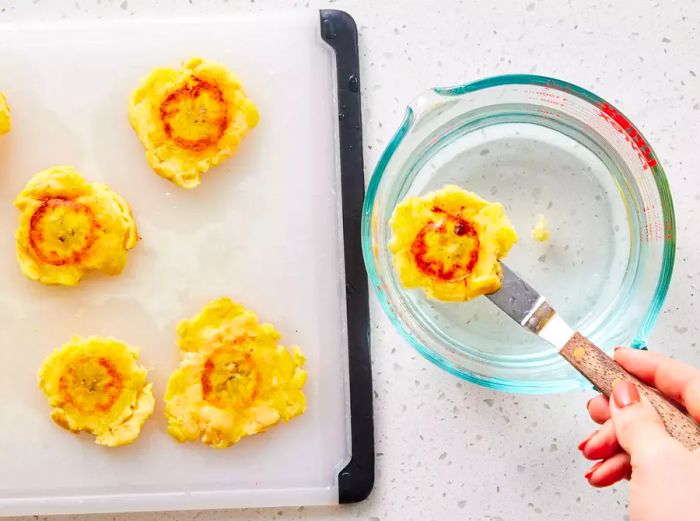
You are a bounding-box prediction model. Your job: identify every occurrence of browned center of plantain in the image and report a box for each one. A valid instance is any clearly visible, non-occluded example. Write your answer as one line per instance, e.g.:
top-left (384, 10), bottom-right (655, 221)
top-left (201, 345), bottom-right (260, 409)
top-left (410, 207), bottom-right (480, 283)
top-left (29, 197), bottom-right (100, 266)
top-left (58, 356), bottom-right (125, 413)
top-left (159, 76), bottom-right (229, 152)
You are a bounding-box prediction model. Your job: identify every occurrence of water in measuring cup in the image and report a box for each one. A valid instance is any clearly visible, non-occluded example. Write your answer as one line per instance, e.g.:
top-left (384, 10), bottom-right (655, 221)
top-left (403, 122), bottom-right (630, 359)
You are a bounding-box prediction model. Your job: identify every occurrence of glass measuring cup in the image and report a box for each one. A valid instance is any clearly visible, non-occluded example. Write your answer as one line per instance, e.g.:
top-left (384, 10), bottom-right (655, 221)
top-left (362, 74), bottom-right (675, 393)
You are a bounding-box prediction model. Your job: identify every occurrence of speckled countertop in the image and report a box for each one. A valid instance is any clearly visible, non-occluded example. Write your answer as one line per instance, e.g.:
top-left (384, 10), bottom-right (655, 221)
top-left (2, 0), bottom-right (700, 520)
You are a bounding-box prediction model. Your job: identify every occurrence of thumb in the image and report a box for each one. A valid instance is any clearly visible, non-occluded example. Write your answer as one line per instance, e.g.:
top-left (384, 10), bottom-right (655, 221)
top-left (610, 380), bottom-right (675, 457)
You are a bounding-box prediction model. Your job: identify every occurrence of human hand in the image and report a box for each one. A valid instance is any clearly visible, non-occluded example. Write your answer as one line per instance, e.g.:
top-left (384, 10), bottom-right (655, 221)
top-left (578, 347), bottom-right (700, 521)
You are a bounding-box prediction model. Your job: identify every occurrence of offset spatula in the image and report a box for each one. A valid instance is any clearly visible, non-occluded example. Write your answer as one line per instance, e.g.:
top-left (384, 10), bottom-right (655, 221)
top-left (487, 263), bottom-right (700, 450)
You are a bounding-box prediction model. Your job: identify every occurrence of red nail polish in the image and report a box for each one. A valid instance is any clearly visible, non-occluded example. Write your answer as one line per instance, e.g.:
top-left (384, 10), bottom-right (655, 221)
top-left (612, 381), bottom-right (640, 408)
top-left (578, 430), bottom-right (597, 451)
top-left (585, 461), bottom-right (603, 480)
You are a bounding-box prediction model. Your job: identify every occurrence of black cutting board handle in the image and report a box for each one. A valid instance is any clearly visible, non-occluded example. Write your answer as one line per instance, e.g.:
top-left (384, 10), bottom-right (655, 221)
top-left (320, 9), bottom-right (375, 504)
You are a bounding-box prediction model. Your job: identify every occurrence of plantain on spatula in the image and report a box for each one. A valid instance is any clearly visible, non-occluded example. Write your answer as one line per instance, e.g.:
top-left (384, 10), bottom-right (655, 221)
top-left (487, 263), bottom-right (700, 450)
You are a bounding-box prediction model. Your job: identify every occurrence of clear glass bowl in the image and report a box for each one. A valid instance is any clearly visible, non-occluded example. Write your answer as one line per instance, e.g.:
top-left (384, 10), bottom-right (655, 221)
top-left (362, 75), bottom-right (675, 394)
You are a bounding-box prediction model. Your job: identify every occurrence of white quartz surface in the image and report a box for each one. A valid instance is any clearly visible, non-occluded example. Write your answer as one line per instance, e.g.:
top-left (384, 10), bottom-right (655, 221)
top-left (1, 0), bottom-right (699, 520)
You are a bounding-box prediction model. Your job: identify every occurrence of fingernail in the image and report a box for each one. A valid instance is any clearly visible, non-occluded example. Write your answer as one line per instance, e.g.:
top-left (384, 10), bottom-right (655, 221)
top-left (612, 381), bottom-right (640, 408)
top-left (613, 346), bottom-right (629, 356)
top-left (577, 430), bottom-right (597, 451)
top-left (584, 461), bottom-right (603, 480)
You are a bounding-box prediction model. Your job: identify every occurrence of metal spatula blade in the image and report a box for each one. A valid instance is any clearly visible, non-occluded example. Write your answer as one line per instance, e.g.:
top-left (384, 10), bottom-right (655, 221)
top-left (485, 263), bottom-right (574, 349)
top-left (485, 263), bottom-right (700, 450)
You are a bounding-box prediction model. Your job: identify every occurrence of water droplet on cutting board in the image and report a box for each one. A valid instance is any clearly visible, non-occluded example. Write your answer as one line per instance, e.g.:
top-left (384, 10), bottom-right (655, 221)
top-left (348, 74), bottom-right (359, 93)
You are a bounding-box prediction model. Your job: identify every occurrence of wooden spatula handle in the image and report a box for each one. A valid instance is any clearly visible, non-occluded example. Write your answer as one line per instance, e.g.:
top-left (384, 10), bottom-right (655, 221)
top-left (560, 332), bottom-right (700, 451)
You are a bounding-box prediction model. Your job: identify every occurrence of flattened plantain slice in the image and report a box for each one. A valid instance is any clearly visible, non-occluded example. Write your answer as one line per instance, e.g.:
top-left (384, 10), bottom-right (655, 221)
top-left (128, 57), bottom-right (259, 189)
top-left (38, 336), bottom-right (155, 447)
top-left (165, 297), bottom-right (306, 448)
top-left (390, 185), bottom-right (518, 301)
top-left (14, 166), bottom-right (138, 286)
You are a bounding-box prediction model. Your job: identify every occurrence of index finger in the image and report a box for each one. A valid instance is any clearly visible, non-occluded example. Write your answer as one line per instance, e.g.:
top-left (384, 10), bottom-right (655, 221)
top-left (615, 347), bottom-right (700, 423)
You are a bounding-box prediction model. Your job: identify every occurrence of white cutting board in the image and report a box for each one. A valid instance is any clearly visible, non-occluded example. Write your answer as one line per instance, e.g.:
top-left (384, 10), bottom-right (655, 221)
top-left (0, 12), bottom-right (350, 515)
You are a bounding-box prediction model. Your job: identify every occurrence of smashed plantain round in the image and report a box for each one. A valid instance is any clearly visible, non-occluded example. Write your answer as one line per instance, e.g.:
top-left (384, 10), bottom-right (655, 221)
top-left (128, 57), bottom-right (259, 189)
top-left (164, 297), bottom-right (307, 449)
top-left (0, 93), bottom-right (11, 136)
top-left (38, 336), bottom-right (155, 447)
top-left (390, 185), bottom-right (518, 301)
top-left (15, 166), bottom-right (139, 286)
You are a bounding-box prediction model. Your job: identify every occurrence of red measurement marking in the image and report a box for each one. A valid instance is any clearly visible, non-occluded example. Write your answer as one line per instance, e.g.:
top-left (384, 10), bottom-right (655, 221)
top-left (597, 103), bottom-right (657, 170)
top-left (534, 89), bottom-right (567, 107)
top-left (536, 108), bottom-right (562, 118)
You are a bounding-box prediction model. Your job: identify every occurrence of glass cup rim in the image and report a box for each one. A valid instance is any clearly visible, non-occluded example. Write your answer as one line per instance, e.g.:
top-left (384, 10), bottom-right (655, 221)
top-left (361, 73), bottom-right (676, 394)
